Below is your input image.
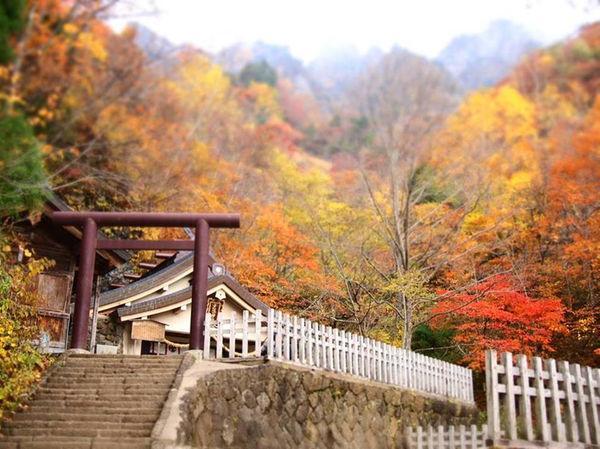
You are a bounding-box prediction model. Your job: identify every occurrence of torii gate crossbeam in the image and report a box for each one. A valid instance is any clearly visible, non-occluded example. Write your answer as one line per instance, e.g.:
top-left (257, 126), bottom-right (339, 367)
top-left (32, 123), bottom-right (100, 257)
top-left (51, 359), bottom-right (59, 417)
top-left (51, 211), bottom-right (240, 351)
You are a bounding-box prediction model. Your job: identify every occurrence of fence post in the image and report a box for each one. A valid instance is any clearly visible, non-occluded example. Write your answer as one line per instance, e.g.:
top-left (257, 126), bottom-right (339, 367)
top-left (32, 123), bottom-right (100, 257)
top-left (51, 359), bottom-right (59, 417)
top-left (533, 356), bottom-right (550, 442)
top-left (216, 315), bottom-right (223, 358)
top-left (485, 350), bottom-right (501, 440)
top-left (502, 352), bottom-right (517, 440)
top-left (559, 360), bottom-right (579, 442)
top-left (267, 308), bottom-right (274, 359)
top-left (299, 318), bottom-right (306, 364)
top-left (573, 363), bottom-right (591, 444)
top-left (470, 424), bottom-right (477, 449)
top-left (254, 310), bottom-right (262, 357)
top-left (275, 311), bottom-right (283, 360)
top-left (547, 358), bottom-right (566, 442)
top-left (585, 366), bottom-right (600, 444)
top-left (314, 322), bottom-right (321, 368)
top-left (517, 354), bottom-right (534, 441)
top-left (241, 310), bottom-right (249, 357)
top-left (427, 426), bottom-right (434, 449)
top-left (307, 320), bottom-right (314, 366)
top-left (289, 315), bottom-right (296, 362)
top-left (283, 313), bottom-right (291, 361)
top-left (228, 312), bottom-right (236, 359)
top-left (203, 314), bottom-right (211, 359)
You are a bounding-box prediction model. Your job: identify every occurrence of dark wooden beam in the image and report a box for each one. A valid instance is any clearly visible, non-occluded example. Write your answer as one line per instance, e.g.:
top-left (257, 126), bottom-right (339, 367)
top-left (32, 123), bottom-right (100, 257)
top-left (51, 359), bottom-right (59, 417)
top-left (51, 211), bottom-right (240, 228)
top-left (97, 240), bottom-right (194, 250)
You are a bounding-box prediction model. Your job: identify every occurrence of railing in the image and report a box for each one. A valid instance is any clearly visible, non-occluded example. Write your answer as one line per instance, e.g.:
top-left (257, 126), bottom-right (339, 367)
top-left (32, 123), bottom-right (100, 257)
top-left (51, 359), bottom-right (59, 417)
top-left (486, 349), bottom-right (600, 446)
top-left (204, 308), bottom-right (474, 403)
top-left (406, 425), bottom-right (489, 449)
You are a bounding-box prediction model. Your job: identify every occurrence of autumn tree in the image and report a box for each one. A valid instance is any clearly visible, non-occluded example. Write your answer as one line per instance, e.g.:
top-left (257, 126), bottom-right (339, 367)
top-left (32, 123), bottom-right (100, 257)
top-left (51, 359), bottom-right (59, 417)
top-left (431, 275), bottom-right (566, 369)
top-left (343, 49), bottom-right (487, 348)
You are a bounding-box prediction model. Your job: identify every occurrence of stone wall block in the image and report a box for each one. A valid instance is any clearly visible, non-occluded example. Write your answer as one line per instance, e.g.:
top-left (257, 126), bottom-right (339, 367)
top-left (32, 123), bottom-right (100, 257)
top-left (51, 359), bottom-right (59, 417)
top-left (186, 362), bottom-right (478, 449)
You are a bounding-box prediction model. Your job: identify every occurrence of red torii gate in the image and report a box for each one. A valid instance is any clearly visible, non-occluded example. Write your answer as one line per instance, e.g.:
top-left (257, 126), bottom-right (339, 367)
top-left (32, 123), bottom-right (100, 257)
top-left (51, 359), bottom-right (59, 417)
top-left (51, 212), bottom-right (240, 351)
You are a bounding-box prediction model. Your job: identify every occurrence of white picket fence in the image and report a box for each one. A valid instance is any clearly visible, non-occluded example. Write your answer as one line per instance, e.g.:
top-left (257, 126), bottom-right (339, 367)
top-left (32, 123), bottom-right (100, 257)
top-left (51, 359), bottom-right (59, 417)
top-left (203, 308), bottom-right (474, 403)
top-left (407, 425), bottom-right (489, 449)
top-left (486, 349), bottom-right (600, 446)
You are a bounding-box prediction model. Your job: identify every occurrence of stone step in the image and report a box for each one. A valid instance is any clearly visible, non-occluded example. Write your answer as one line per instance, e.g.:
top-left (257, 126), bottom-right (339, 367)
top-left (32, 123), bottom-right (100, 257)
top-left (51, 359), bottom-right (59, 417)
top-left (0, 436), bottom-right (151, 449)
top-left (44, 376), bottom-right (175, 386)
top-left (6, 427), bottom-right (150, 439)
top-left (68, 354), bottom-right (181, 360)
top-left (61, 362), bottom-right (182, 370)
top-left (20, 406), bottom-right (161, 416)
top-left (28, 399), bottom-right (165, 409)
top-left (4, 421), bottom-right (153, 432)
top-left (52, 368), bottom-right (180, 377)
top-left (36, 385), bottom-right (170, 394)
top-left (33, 393), bottom-right (168, 403)
top-left (12, 411), bottom-right (159, 423)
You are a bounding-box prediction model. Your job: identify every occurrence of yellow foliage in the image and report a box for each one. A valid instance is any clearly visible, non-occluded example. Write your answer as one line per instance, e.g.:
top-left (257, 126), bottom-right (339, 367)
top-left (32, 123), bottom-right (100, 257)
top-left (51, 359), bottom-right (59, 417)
top-left (76, 32), bottom-right (107, 62)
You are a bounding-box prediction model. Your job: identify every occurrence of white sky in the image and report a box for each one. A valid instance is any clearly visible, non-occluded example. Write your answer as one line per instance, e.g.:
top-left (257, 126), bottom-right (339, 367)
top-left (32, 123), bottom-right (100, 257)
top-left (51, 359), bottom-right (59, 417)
top-left (111, 0), bottom-right (600, 61)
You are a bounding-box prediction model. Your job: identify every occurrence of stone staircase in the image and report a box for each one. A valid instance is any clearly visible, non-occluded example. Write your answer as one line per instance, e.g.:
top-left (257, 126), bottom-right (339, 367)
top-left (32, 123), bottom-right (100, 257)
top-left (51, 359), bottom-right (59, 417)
top-left (0, 354), bottom-right (184, 449)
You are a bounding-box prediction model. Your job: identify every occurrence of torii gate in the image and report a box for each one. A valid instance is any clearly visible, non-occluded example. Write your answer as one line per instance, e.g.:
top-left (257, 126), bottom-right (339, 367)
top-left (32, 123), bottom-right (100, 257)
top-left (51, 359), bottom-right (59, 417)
top-left (51, 212), bottom-right (240, 351)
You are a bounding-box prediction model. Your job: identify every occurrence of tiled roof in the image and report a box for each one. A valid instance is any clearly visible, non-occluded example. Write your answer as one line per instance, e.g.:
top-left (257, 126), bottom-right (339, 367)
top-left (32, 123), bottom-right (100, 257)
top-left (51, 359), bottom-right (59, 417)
top-left (99, 253), bottom-right (195, 306)
top-left (117, 274), bottom-right (268, 318)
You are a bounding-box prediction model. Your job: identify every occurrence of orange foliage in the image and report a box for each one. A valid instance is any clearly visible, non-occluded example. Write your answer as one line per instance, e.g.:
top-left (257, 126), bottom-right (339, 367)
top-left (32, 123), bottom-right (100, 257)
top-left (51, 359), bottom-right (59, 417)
top-left (432, 275), bottom-right (567, 370)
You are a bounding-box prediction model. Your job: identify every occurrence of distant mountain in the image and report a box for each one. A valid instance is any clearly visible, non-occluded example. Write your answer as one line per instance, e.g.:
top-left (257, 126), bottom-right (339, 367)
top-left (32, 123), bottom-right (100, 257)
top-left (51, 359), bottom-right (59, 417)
top-left (216, 42), bottom-right (304, 78)
top-left (307, 45), bottom-right (384, 106)
top-left (437, 20), bottom-right (540, 90)
top-left (130, 23), bottom-right (180, 62)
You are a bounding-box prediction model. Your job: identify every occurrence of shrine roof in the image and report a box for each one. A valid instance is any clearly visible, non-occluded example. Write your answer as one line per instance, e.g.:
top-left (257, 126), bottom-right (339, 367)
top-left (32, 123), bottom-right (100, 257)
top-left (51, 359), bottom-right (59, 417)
top-left (116, 274), bottom-right (268, 318)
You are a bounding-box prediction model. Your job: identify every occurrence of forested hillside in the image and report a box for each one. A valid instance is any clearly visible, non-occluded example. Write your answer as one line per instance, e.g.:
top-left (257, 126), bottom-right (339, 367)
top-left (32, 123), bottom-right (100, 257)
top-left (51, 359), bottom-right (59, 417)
top-left (1, 0), bottom-right (598, 387)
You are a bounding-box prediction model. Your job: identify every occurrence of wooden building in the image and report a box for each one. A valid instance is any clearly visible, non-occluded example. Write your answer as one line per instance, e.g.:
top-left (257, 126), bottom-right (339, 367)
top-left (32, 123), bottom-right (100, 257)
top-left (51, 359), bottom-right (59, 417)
top-left (97, 252), bottom-right (268, 355)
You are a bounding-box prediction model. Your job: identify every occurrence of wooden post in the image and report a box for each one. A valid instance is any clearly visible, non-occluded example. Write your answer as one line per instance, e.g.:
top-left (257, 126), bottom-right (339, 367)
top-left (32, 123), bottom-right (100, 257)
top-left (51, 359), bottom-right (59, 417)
top-left (427, 426), bottom-right (434, 449)
top-left (485, 350), bottom-right (501, 440)
top-left (291, 315), bottom-right (299, 362)
top-left (216, 315), bottom-right (223, 358)
top-left (307, 320), bottom-right (314, 366)
top-left (585, 366), bottom-right (600, 444)
top-left (88, 276), bottom-right (100, 352)
top-left (189, 219), bottom-right (209, 350)
top-left (267, 308), bottom-right (274, 359)
top-left (241, 310), bottom-right (249, 357)
top-left (547, 358), bottom-right (565, 442)
top-left (283, 313), bottom-right (290, 361)
top-left (254, 310), bottom-right (262, 358)
top-left (503, 352), bottom-right (517, 440)
top-left (228, 312), bottom-right (236, 359)
top-left (299, 318), bottom-right (306, 364)
top-left (203, 314), bottom-right (211, 359)
top-left (518, 354), bottom-right (534, 441)
top-left (573, 363), bottom-right (591, 444)
top-left (533, 356), bottom-right (550, 442)
top-left (559, 360), bottom-right (579, 442)
top-left (71, 218), bottom-right (97, 350)
top-left (470, 424), bottom-right (477, 449)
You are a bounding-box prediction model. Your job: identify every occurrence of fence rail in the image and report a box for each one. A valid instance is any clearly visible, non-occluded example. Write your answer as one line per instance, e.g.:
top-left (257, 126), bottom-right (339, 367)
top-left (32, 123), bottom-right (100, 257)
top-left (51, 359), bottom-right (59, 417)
top-left (204, 308), bottom-right (474, 403)
top-left (407, 425), bottom-right (489, 449)
top-left (486, 349), bottom-right (600, 446)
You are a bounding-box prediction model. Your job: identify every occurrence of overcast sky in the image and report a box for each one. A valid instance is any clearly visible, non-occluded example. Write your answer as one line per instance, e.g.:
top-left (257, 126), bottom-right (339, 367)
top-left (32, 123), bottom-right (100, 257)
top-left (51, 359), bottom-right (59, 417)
top-left (111, 0), bottom-right (600, 61)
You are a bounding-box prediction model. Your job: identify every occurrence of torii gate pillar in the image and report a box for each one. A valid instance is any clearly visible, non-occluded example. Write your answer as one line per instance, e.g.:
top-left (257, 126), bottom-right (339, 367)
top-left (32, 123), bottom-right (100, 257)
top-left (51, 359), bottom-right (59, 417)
top-left (51, 212), bottom-right (240, 351)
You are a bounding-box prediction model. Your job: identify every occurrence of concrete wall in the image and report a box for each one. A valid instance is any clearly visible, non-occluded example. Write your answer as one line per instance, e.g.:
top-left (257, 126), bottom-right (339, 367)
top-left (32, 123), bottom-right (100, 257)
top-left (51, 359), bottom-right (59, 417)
top-left (177, 361), bottom-right (479, 449)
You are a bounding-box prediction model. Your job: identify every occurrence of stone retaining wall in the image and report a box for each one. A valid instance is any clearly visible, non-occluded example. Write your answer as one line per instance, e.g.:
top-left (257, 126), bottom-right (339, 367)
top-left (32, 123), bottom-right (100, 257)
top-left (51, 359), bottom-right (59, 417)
top-left (178, 361), bottom-right (479, 449)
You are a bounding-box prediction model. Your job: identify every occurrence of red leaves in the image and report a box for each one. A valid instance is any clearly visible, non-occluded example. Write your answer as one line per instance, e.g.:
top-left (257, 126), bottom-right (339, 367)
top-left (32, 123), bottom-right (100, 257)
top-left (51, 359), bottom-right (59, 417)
top-left (432, 275), bottom-right (567, 370)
